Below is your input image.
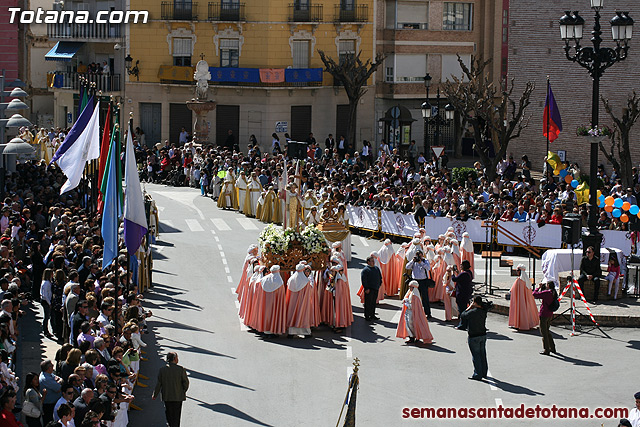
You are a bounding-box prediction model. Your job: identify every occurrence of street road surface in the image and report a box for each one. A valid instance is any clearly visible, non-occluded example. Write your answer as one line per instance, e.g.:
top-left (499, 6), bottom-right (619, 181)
top-left (130, 184), bottom-right (638, 427)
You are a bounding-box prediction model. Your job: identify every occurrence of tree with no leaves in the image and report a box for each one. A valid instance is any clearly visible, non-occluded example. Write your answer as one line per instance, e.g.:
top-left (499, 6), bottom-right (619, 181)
top-left (318, 50), bottom-right (385, 150)
top-left (442, 55), bottom-right (535, 181)
top-left (600, 92), bottom-right (640, 189)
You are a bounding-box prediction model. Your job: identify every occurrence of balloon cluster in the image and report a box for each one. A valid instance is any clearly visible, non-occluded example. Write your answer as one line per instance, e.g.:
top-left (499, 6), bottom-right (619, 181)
top-left (552, 167), bottom-right (580, 189)
top-left (599, 195), bottom-right (639, 223)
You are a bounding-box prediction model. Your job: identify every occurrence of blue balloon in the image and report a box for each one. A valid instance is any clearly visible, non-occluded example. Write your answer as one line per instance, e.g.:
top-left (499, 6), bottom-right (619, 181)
top-left (614, 198), bottom-right (624, 208)
top-left (598, 194), bottom-right (605, 203)
top-left (613, 208), bottom-right (622, 218)
top-left (631, 205), bottom-right (640, 215)
top-left (571, 179), bottom-right (579, 188)
top-left (598, 200), bottom-right (605, 208)
top-left (559, 169), bottom-right (568, 178)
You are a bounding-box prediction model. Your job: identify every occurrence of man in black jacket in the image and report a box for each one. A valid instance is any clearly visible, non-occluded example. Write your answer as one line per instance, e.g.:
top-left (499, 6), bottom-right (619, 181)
top-left (578, 246), bottom-right (602, 303)
top-left (360, 255), bottom-right (382, 321)
top-left (457, 296), bottom-right (491, 381)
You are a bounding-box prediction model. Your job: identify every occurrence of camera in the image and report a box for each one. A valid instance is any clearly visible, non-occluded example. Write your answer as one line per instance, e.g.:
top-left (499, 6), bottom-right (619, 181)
top-left (480, 299), bottom-right (494, 311)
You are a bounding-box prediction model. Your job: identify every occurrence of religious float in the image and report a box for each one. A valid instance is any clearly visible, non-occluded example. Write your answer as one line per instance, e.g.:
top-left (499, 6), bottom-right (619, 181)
top-left (259, 224), bottom-right (330, 271)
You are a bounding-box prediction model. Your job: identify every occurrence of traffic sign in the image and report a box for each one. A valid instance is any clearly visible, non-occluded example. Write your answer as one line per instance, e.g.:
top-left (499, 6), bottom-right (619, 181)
top-left (431, 146), bottom-right (445, 159)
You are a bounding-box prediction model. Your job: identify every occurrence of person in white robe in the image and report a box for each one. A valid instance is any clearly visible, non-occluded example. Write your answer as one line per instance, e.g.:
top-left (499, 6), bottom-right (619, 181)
top-left (236, 171), bottom-right (249, 213)
top-left (244, 171), bottom-right (263, 217)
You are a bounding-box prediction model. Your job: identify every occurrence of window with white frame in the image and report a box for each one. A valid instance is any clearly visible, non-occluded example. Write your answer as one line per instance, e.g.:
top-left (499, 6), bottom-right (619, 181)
top-left (338, 39), bottom-right (356, 65)
top-left (396, 1), bottom-right (428, 29)
top-left (443, 2), bottom-right (473, 31)
top-left (292, 40), bottom-right (310, 68)
top-left (441, 53), bottom-right (471, 81)
top-left (395, 54), bottom-right (427, 82)
top-left (173, 37), bottom-right (192, 66)
top-left (220, 38), bottom-right (239, 67)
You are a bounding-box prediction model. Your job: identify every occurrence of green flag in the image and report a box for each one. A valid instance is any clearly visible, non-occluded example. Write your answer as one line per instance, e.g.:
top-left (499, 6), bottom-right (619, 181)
top-left (100, 123), bottom-right (123, 211)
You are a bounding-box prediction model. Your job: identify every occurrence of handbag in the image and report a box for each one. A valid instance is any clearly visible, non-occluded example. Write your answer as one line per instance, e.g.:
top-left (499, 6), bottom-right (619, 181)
top-left (22, 399), bottom-right (40, 418)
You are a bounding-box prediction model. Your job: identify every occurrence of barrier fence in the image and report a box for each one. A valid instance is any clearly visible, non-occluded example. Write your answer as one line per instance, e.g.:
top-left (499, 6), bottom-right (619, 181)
top-left (345, 205), bottom-right (633, 256)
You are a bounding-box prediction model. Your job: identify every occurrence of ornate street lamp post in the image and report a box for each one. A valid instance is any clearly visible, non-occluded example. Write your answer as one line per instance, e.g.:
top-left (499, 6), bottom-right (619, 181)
top-left (421, 74), bottom-right (454, 163)
top-left (559, 1), bottom-right (633, 255)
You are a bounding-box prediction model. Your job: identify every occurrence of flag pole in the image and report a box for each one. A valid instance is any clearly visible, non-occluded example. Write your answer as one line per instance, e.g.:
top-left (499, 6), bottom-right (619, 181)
top-left (546, 76), bottom-right (550, 177)
top-left (336, 357), bottom-right (360, 427)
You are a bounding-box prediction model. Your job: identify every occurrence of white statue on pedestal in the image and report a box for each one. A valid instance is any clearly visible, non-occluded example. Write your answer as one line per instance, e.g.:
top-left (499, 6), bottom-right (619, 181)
top-left (194, 59), bottom-right (211, 100)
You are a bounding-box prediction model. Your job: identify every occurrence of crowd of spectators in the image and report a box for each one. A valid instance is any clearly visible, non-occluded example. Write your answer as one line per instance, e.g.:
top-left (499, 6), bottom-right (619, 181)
top-left (137, 134), bottom-right (638, 233)
top-left (0, 158), bottom-right (153, 427)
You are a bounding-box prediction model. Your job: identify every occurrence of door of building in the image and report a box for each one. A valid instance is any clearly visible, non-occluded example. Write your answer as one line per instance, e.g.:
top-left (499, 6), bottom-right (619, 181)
top-left (290, 105), bottom-right (311, 142)
top-left (169, 103), bottom-right (192, 145)
top-left (140, 103), bottom-right (161, 147)
top-left (216, 105), bottom-right (240, 147)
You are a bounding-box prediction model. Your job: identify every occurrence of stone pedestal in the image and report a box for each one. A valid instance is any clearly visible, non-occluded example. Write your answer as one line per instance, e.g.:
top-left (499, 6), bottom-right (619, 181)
top-left (186, 100), bottom-right (216, 144)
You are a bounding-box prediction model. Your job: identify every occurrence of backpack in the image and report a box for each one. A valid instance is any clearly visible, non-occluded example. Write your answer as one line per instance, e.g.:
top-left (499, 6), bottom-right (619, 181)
top-left (548, 290), bottom-right (560, 312)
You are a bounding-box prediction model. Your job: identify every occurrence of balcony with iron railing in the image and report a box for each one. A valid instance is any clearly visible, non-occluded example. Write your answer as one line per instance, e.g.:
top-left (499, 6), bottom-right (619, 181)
top-left (161, 2), bottom-right (199, 20)
top-left (47, 22), bottom-right (122, 40)
top-left (288, 4), bottom-right (323, 22)
top-left (208, 2), bottom-right (246, 21)
top-left (47, 72), bottom-right (121, 93)
top-left (334, 4), bottom-right (368, 22)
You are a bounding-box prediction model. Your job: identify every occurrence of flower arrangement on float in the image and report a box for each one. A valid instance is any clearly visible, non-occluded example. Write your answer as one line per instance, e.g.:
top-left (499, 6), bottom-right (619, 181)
top-left (258, 224), bottom-right (329, 270)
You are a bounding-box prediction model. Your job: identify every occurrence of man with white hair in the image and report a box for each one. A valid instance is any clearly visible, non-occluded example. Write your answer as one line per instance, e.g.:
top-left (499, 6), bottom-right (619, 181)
top-left (73, 387), bottom-right (94, 425)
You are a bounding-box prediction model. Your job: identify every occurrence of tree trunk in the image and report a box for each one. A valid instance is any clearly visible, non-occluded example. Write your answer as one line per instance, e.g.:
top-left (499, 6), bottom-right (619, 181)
top-left (453, 116), bottom-right (467, 158)
top-left (619, 131), bottom-right (633, 188)
top-left (347, 99), bottom-right (358, 153)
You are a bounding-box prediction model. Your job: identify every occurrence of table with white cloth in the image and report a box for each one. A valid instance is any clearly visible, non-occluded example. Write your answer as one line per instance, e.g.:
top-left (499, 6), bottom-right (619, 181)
top-left (541, 248), bottom-right (626, 285)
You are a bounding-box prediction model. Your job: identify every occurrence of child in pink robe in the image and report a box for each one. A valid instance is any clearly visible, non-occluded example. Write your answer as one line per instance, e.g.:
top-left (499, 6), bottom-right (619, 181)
top-left (396, 281), bottom-right (433, 344)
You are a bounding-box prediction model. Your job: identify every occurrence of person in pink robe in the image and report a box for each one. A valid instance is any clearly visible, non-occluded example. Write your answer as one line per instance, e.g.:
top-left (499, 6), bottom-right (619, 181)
top-left (451, 240), bottom-right (462, 270)
top-left (460, 232), bottom-right (475, 276)
top-left (303, 264), bottom-right (322, 327)
top-left (508, 265), bottom-right (540, 331)
top-left (262, 265), bottom-right (287, 336)
top-left (246, 266), bottom-right (266, 331)
top-left (286, 263), bottom-right (315, 337)
top-left (317, 268), bottom-right (334, 325)
top-left (429, 249), bottom-right (446, 302)
top-left (377, 239), bottom-right (396, 297)
top-left (442, 267), bottom-right (459, 321)
top-left (396, 281), bottom-right (434, 344)
top-left (330, 263), bottom-right (354, 331)
top-left (435, 234), bottom-right (445, 251)
top-left (236, 244), bottom-right (259, 301)
top-left (239, 258), bottom-right (260, 321)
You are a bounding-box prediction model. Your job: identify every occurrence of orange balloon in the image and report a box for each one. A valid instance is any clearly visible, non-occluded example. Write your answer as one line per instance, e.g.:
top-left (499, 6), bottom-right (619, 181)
top-left (564, 175), bottom-right (573, 184)
top-left (638, 212), bottom-right (640, 219)
top-left (623, 202), bottom-right (631, 211)
top-left (605, 205), bottom-right (614, 213)
top-left (605, 196), bottom-right (615, 206)
top-left (621, 214), bottom-right (629, 223)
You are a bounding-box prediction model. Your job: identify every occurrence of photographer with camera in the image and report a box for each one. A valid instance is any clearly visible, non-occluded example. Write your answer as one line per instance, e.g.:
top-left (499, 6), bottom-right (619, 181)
top-left (451, 259), bottom-right (474, 324)
top-left (532, 281), bottom-right (559, 356)
top-left (405, 250), bottom-right (432, 319)
top-left (457, 295), bottom-right (492, 381)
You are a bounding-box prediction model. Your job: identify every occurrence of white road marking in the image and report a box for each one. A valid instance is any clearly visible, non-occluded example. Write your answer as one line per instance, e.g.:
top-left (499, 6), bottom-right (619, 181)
top-left (487, 370), bottom-right (497, 390)
top-left (495, 398), bottom-right (503, 408)
top-left (157, 206), bottom-right (165, 212)
top-left (227, 276), bottom-right (233, 282)
top-left (235, 301), bottom-right (240, 309)
top-left (359, 236), bottom-right (370, 247)
top-left (220, 252), bottom-right (226, 258)
top-left (153, 246), bottom-right (164, 253)
top-left (217, 244), bottom-right (223, 250)
top-left (222, 258), bottom-right (228, 265)
top-left (214, 236), bottom-right (220, 242)
top-left (236, 218), bottom-right (258, 230)
top-left (391, 311), bottom-right (401, 324)
top-left (225, 267), bottom-right (230, 274)
top-left (211, 229), bottom-right (216, 235)
top-left (185, 219), bottom-right (204, 232)
top-left (156, 191), bottom-right (205, 219)
top-left (347, 367), bottom-right (352, 381)
top-left (346, 346), bottom-right (352, 359)
top-left (211, 218), bottom-right (231, 231)
top-left (240, 321), bottom-right (248, 332)
top-left (230, 287), bottom-right (236, 294)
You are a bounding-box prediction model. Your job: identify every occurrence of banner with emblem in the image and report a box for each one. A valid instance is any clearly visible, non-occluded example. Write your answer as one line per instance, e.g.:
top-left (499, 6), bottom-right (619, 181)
top-left (599, 229), bottom-right (632, 256)
top-left (380, 211), bottom-right (419, 237)
top-left (346, 205), bottom-right (378, 231)
top-left (496, 221), bottom-right (562, 248)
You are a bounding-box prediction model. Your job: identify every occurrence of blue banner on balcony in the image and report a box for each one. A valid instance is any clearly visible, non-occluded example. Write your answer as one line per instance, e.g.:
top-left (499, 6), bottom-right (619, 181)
top-left (285, 68), bottom-right (323, 83)
top-left (209, 67), bottom-right (260, 83)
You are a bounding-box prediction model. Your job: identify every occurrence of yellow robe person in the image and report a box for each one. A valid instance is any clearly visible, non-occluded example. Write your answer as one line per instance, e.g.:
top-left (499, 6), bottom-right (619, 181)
top-left (217, 170), bottom-right (238, 209)
top-left (236, 174), bottom-right (248, 213)
top-left (260, 188), bottom-right (281, 224)
top-left (244, 176), bottom-right (262, 217)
